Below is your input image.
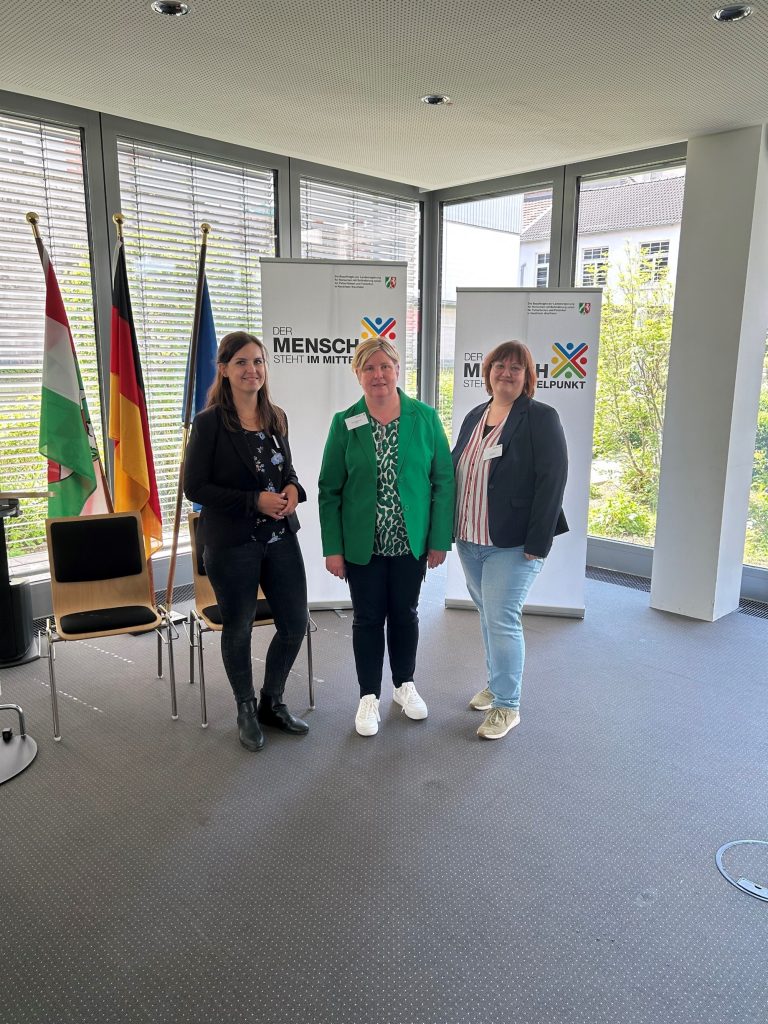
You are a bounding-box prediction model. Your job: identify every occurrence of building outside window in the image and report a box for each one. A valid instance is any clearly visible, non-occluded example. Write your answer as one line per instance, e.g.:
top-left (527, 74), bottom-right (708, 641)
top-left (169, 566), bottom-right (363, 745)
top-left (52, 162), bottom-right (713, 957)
top-left (577, 168), bottom-right (685, 549)
top-left (536, 252), bottom-right (550, 287)
top-left (440, 187), bottom-right (553, 435)
top-left (639, 239), bottom-right (670, 282)
top-left (581, 246), bottom-right (609, 286)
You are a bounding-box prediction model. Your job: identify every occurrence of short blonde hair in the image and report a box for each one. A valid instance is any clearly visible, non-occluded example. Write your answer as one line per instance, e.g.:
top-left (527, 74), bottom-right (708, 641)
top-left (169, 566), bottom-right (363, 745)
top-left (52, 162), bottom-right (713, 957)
top-left (351, 336), bottom-right (401, 373)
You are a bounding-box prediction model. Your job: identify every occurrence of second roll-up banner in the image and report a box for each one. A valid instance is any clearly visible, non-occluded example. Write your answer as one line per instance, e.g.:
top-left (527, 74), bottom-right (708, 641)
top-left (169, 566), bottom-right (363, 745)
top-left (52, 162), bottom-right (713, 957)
top-left (449, 287), bottom-right (603, 618)
top-left (261, 258), bottom-right (408, 605)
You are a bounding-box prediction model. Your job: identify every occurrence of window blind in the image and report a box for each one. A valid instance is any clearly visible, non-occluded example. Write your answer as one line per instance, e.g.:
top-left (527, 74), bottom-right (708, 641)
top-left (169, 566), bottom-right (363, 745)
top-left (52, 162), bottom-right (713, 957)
top-left (299, 178), bottom-right (421, 394)
top-left (116, 139), bottom-right (277, 543)
top-left (0, 113), bottom-right (100, 568)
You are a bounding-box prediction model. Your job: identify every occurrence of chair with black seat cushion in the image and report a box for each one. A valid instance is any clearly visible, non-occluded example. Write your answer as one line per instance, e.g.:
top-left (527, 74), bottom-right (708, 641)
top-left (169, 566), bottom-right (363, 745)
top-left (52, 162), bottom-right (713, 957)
top-left (44, 511), bottom-right (177, 740)
top-left (187, 512), bottom-right (315, 727)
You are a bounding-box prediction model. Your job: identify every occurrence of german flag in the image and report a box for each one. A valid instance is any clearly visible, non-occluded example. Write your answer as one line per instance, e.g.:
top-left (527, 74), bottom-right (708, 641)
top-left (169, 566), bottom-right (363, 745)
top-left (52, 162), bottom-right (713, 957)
top-left (109, 238), bottom-right (162, 556)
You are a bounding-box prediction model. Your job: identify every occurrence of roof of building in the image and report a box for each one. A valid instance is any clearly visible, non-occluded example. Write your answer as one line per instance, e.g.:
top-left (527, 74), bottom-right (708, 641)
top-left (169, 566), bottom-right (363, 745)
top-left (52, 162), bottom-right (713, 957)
top-left (521, 175), bottom-right (685, 244)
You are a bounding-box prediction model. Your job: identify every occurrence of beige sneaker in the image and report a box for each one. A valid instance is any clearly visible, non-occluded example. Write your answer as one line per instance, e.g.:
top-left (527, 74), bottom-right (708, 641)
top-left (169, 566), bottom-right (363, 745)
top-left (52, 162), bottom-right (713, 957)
top-left (477, 707), bottom-right (520, 739)
top-left (469, 687), bottom-right (494, 711)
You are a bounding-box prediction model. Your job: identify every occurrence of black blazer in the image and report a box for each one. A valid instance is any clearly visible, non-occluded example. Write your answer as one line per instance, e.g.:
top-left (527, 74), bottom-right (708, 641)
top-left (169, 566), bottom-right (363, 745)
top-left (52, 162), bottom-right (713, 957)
top-left (452, 395), bottom-right (568, 557)
top-left (184, 405), bottom-right (306, 549)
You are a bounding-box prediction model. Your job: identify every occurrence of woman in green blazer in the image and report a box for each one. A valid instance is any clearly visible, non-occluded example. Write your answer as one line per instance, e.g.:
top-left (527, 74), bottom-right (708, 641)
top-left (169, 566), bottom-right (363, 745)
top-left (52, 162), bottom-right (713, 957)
top-left (318, 337), bottom-right (454, 737)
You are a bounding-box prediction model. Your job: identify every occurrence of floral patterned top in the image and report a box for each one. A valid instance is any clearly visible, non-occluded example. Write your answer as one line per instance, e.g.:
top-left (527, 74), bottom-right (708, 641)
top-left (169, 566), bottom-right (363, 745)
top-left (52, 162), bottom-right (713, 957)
top-left (242, 429), bottom-right (286, 544)
top-left (371, 418), bottom-right (410, 557)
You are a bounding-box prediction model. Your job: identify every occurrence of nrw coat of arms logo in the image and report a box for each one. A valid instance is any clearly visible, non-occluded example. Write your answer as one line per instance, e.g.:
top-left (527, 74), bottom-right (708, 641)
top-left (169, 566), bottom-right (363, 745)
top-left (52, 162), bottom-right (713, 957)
top-left (385, 276), bottom-right (397, 289)
top-left (579, 302), bottom-right (591, 314)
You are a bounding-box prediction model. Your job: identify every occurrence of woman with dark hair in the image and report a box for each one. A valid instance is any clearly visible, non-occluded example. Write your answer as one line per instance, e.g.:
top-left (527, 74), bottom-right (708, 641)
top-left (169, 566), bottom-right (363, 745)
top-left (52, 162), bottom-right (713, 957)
top-left (184, 331), bottom-right (309, 751)
top-left (452, 340), bottom-right (568, 740)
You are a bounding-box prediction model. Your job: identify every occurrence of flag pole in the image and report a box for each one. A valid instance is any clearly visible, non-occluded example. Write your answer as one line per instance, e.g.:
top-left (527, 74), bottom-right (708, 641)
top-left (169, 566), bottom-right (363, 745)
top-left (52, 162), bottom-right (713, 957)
top-left (26, 211), bottom-right (114, 513)
top-left (164, 222), bottom-right (211, 616)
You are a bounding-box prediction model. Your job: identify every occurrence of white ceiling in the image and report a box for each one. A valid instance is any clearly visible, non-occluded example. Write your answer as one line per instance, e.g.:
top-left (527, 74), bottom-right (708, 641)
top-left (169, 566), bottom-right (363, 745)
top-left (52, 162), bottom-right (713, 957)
top-left (1, 0), bottom-right (767, 190)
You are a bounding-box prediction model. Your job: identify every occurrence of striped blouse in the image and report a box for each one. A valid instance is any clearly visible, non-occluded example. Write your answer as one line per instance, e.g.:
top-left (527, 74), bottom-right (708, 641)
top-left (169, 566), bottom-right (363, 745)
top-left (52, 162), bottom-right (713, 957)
top-left (454, 406), bottom-right (508, 545)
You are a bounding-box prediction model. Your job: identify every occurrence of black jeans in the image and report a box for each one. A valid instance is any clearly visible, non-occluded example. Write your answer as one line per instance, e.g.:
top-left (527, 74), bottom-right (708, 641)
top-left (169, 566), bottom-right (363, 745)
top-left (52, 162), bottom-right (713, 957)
top-left (345, 552), bottom-right (427, 698)
top-left (203, 534), bottom-right (308, 704)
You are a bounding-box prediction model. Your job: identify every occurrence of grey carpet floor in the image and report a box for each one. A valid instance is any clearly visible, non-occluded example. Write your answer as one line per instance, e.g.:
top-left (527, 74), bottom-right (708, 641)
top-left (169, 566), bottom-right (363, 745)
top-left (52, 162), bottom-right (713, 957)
top-left (2, 569), bottom-right (768, 1024)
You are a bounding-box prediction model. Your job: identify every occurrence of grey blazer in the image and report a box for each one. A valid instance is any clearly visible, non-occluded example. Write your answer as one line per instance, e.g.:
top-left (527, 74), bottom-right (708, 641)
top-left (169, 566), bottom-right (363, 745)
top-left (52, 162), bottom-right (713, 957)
top-left (451, 395), bottom-right (568, 557)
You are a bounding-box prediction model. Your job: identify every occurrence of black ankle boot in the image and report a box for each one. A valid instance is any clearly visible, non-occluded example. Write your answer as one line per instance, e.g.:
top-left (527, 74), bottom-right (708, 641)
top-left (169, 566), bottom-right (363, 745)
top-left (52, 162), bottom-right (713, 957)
top-left (237, 698), bottom-right (265, 751)
top-left (257, 692), bottom-right (309, 735)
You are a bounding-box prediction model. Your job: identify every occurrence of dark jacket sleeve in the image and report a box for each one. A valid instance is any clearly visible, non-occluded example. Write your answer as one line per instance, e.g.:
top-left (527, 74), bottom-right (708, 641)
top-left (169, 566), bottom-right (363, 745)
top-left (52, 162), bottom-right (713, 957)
top-left (183, 412), bottom-right (260, 516)
top-left (525, 405), bottom-right (568, 558)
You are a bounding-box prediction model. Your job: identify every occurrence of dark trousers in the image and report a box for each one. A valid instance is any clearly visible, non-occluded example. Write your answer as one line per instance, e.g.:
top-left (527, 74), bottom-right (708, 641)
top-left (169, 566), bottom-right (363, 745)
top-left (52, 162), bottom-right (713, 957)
top-left (204, 534), bottom-right (308, 704)
top-left (345, 552), bottom-right (426, 698)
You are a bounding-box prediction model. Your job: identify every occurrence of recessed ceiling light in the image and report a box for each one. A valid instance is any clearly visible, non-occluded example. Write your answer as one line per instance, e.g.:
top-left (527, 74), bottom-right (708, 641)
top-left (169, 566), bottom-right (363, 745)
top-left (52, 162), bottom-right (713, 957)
top-left (713, 4), bottom-right (752, 22)
top-left (151, 1), bottom-right (190, 15)
top-left (421, 94), bottom-right (452, 106)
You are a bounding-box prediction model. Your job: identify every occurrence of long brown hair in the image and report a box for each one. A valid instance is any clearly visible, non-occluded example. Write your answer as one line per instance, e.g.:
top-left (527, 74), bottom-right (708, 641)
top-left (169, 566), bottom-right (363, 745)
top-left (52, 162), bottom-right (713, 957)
top-left (206, 331), bottom-right (287, 435)
top-left (482, 340), bottom-right (536, 398)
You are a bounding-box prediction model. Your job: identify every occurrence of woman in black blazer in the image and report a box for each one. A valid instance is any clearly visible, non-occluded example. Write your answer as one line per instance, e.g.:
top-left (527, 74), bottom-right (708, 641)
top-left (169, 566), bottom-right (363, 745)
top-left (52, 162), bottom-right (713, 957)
top-left (184, 331), bottom-right (309, 751)
top-left (452, 341), bottom-right (568, 741)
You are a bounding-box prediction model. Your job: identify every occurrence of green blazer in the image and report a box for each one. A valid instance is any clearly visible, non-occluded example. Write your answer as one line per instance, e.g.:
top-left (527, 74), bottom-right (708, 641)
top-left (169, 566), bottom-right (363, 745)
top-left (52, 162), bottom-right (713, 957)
top-left (318, 389), bottom-right (455, 565)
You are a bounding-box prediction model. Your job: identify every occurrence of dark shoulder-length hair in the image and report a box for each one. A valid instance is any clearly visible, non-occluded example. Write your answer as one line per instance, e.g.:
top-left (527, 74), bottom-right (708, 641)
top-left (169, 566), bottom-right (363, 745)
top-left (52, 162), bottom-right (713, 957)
top-left (482, 340), bottom-right (536, 398)
top-left (205, 331), bottom-right (287, 435)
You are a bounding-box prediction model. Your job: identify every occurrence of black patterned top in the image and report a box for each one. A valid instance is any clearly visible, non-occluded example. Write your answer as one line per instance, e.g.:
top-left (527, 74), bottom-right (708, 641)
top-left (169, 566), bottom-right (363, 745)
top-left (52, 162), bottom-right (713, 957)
top-left (371, 418), bottom-right (410, 557)
top-left (242, 429), bottom-right (287, 544)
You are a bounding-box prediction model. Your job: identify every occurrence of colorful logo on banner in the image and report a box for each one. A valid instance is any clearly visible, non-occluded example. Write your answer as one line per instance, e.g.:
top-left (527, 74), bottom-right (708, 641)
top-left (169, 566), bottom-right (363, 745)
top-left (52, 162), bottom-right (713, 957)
top-left (551, 342), bottom-right (588, 380)
top-left (579, 302), bottom-right (591, 315)
top-left (361, 315), bottom-right (397, 341)
top-left (385, 277), bottom-right (397, 289)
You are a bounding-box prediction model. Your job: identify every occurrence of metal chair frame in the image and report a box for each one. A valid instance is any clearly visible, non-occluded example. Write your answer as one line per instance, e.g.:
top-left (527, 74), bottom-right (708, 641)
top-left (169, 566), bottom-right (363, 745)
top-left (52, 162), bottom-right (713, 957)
top-left (186, 512), bottom-right (316, 727)
top-left (43, 511), bottom-right (178, 741)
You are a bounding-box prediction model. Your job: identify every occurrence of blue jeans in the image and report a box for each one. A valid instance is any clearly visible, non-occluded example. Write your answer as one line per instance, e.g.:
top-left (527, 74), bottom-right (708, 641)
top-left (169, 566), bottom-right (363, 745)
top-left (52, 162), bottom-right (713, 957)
top-left (456, 541), bottom-right (543, 710)
top-left (203, 534), bottom-right (308, 704)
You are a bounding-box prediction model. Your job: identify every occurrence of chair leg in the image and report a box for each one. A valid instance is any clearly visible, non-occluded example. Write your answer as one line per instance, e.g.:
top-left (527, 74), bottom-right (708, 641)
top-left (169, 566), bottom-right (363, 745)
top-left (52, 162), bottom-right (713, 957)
top-left (196, 619), bottom-right (208, 729)
top-left (306, 617), bottom-right (315, 709)
top-left (188, 609), bottom-right (196, 686)
top-left (156, 629), bottom-right (163, 678)
top-left (45, 625), bottom-right (61, 742)
top-left (166, 616), bottom-right (178, 721)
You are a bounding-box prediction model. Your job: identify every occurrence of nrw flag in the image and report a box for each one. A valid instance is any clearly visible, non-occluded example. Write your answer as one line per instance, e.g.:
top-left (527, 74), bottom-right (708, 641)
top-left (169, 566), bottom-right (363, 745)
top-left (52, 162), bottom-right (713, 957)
top-left (38, 246), bottom-right (110, 518)
top-left (182, 276), bottom-right (217, 420)
top-left (109, 238), bottom-right (162, 556)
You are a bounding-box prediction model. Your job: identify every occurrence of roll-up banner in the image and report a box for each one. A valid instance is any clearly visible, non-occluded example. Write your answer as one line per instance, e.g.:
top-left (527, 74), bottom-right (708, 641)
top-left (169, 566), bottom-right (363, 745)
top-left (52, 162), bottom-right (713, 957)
top-left (261, 258), bottom-right (408, 606)
top-left (448, 288), bottom-right (603, 618)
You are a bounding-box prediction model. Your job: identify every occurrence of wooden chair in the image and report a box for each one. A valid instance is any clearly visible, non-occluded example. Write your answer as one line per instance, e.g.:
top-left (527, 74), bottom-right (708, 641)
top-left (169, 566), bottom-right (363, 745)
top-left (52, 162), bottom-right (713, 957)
top-left (187, 512), bottom-right (315, 727)
top-left (43, 511), bottom-right (177, 740)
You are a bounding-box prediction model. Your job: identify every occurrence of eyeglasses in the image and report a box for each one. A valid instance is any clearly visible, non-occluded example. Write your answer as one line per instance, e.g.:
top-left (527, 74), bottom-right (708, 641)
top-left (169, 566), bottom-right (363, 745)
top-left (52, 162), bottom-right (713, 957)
top-left (491, 362), bottom-right (525, 374)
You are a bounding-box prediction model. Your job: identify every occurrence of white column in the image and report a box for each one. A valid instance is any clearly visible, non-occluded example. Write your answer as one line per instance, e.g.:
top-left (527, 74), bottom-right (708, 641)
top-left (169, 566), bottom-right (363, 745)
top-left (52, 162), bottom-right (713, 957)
top-left (651, 126), bottom-right (768, 620)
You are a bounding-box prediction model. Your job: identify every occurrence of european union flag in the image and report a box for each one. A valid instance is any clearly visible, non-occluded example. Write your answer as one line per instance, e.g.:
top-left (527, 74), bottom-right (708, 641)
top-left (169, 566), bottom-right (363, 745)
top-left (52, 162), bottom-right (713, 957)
top-left (183, 277), bottom-right (217, 420)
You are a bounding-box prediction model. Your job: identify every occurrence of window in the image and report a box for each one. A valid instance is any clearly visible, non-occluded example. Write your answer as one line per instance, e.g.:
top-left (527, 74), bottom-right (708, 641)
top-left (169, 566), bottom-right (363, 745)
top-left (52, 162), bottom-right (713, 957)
top-left (0, 113), bottom-right (100, 568)
top-left (116, 139), bottom-right (277, 543)
top-left (744, 338), bottom-right (768, 568)
top-left (439, 187), bottom-right (553, 435)
top-left (577, 167), bottom-right (685, 547)
top-left (581, 246), bottom-right (609, 286)
top-left (536, 252), bottom-right (550, 288)
top-left (639, 239), bottom-right (670, 282)
top-left (300, 178), bottom-right (421, 395)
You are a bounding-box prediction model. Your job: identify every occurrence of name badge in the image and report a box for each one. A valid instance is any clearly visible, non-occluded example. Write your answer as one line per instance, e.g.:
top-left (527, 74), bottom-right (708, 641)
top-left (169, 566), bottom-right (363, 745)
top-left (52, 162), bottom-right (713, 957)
top-left (482, 444), bottom-right (503, 461)
top-left (345, 413), bottom-right (369, 430)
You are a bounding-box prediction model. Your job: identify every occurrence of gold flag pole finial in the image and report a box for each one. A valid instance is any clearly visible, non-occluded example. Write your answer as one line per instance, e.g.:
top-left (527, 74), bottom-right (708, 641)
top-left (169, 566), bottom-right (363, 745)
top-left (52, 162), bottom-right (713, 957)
top-left (112, 212), bottom-right (125, 240)
top-left (26, 211), bottom-right (41, 239)
top-left (200, 222), bottom-right (211, 242)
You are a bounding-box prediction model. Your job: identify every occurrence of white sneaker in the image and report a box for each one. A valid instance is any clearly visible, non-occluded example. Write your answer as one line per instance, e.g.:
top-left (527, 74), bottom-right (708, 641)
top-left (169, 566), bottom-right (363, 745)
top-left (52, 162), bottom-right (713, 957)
top-left (393, 681), bottom-right (428, 720)
top-left (355, 695), bottom-right (381, 736)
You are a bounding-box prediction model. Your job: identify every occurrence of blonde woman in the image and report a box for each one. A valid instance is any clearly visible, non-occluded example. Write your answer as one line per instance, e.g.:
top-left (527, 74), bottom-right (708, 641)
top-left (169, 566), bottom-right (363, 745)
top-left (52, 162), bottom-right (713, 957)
top-left (318, 337), bottom-right (454, 737)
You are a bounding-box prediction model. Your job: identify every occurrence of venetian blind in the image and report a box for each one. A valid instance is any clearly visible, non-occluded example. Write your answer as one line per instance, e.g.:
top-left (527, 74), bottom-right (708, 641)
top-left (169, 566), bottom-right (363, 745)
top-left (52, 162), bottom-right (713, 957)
top-left (0, 113), bottom-right (101, 568)
top-left (116, 139), bottom-right (277, 543)
top-left (299, 178), bottom-right (421, 395)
